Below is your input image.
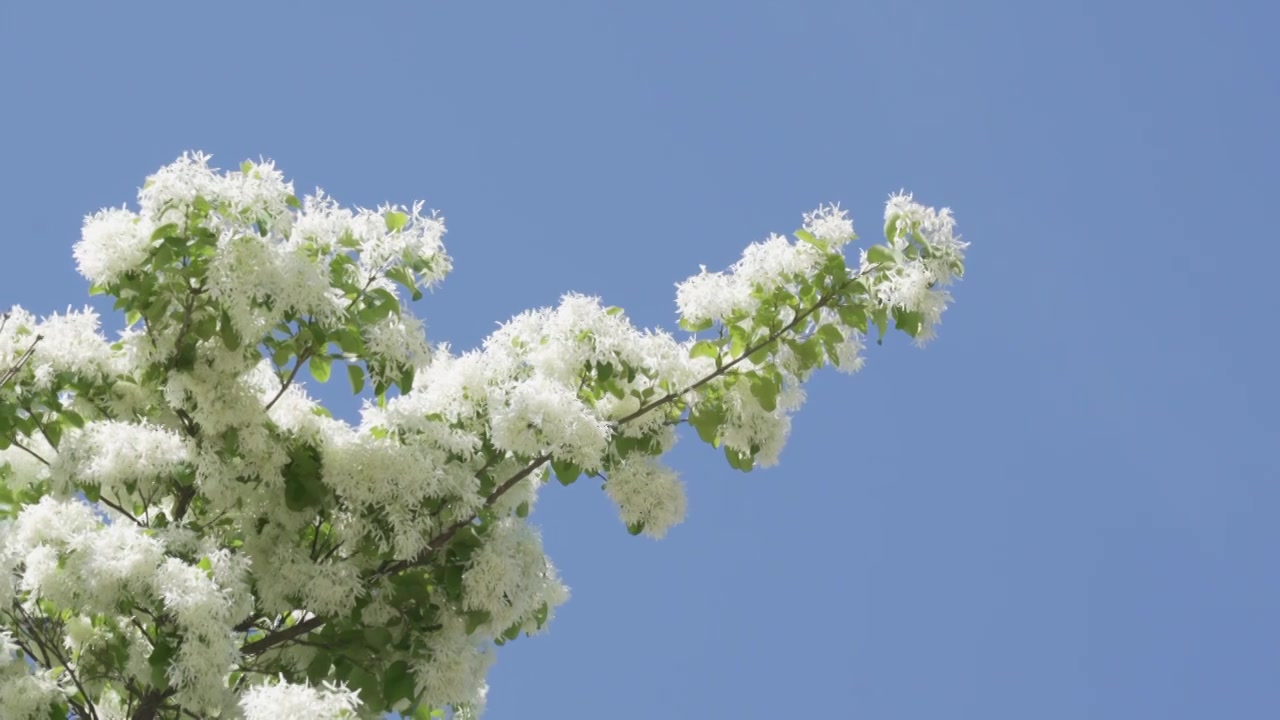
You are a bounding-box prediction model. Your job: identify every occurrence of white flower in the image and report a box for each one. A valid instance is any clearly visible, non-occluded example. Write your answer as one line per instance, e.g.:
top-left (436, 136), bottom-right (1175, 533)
top-left (412, 615), bottom-right (493, 714)
top-left (75, 206), bottom-right (156, 284)
top-left (240, 677), bottom-right (362, 720)
top-left (51, 420), bottom-right (190, 497)
top-left (462, 519), bottom-right (569, 631)
top-left (604, 458), bottom-right (687, 538)
top-left (803, 203), bottom-right (856, 246)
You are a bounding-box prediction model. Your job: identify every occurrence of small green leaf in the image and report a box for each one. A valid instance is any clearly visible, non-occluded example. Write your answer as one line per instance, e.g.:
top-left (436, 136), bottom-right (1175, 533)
top-left (363, 626), bottom-right (392, 647)
top-left (689, 340), bottom-right (719, 361)
top-left (748, 375), bottom-right (778, 412)
top-left (385, 210), bottom-right (409, 232)
top-left (383, 660), bottom-right (416, 705)
top-left (283, 443), bottom-right (325, 512)
top-left (872, 307), bottom-right (889, 343)
top-left (748, 343), bottom-right (772, 364)
top-left (464, 610), bottom-right (491, 634)
top-left (724, 446), bottom-right (754, 472)
top-left (893, 308), bottom-right (924, 338)
top-left (219, 314), bottom-right (241, 351)
top-left (837, 304), bottom-right (868, 334)
top-left (305, 651), bottom-right (332, 680)
top-left (626, 521), bottom-right (646, 536)
top-left (884, 213), bottom-right (901, 242)
top-left (866, 245), bottom-right (895, 265)
top-left (346, 364), bottom-right (365, 394)
top-left (241, 160), bottom-right (254, 174)
top-left (678, 316), bottom-right (714, 333)
top-left (309, 354), bottom-right (332, 383)
top-left (286, 194), bottom-right (302, 209)
top-left (688, 404), bottom-right (723, 445)
top-left (150, 223), bottom-right (180, 242)
top-left (794, 228), bottom-right (828, 250)
top-left (729, 324), bottom-right (749, 357)
top-left (516, 501), bottom-right (530, 518)
top-left (552, 458), bottom-right (581, 486)
top-left (605, 306), bottom-right (624, 316)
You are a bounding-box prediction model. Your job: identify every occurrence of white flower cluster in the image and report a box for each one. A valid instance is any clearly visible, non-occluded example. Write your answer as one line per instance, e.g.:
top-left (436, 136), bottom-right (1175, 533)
top-left (874, 192), bottom-right (969, 344)
top-left (675, 203), bottom-right (854, 325)
top-left (239, 676), bottom-right (361, 720)
top-left (0, 497), bottom-right (251, 714)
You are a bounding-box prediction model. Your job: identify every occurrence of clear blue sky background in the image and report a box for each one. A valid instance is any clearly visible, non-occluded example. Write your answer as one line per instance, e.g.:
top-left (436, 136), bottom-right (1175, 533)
top-left (2, 2), bottom-right (1277, 718)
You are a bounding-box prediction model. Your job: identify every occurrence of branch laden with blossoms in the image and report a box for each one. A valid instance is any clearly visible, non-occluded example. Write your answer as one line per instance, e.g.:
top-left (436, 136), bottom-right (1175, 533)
top-left (0, 154), bottom-right (967, 720)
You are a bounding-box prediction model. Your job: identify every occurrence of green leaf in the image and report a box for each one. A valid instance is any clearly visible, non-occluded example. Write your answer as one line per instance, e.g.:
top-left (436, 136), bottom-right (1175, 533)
top-left (413, 705), bottom-right (445, 720)
top-left (605, 306), bottom-right (624, 316)
top-left (729, 324), bottom-right (750, 357)
top-left (689, 340), bottom-right (719, 361)
top-left (385, 210), bottom-right (409, 232)
top-left (866, 245), bottom-right (895, 265)
top-left (893, 308), bottom-right (924, 338)
top-left (532, 602), bottom-right (549, 630)
top-left (680, 317), bottom-right (715, 333)
top-left (837, 304), bottom-right (868, 334)
top-left (884, 213), bottom-right (901, 242)
top-left (516, 501), bottom-right (530, 519)
top-left (748, 343), bottom-right (772, 364)
top-left (794, 228), bottom-right (828, 250)
top-left (363, 626), bottom-right (393, 647)
top-left (816, 324), bottom-right (845, 363)
top-left (464, 610), bottom-right (491, 634)
top-left (148, 637), bottom-right (176, 689)
top-left (626, 521), bottom-right (646, 536)
top-left (283, 443), bottom-right (325, 512)
top-left (219, 312), bottom-right (241, 351)
top-left (150, 223), bottom-right (180, 242)
top-left (309, 354), bottom-right (332, 383)
top-left (872, 307), bottom-right (889, 343)
top-left (43, 419), bottom-right (62, 449)
top-left (173, 342), bottom-right (198, 371)
top-left (192, 314), bottom-right (217, 341)
top-left (60, 410), bottom-right (85, 429)
top-left (724, 446), bottom-right (754, 472)
top-left (552, 458), bottom-right (581, 487)
top-left (383, 660), bottom-right (416, 705)
top-left (305, 651), bottom-right (332, 680)
top-left (286, 194), bottom-right (302, 209)
top-left (688, 404), bottom-right (723, 445)
top-left (749, 374), bottom-right (778, 412)
top-left (346, 364), bottom-right (365, 394)
top-left (387, 265), bottom-right (423, 301)
top-left (241, 160), bottom-right (254, 174)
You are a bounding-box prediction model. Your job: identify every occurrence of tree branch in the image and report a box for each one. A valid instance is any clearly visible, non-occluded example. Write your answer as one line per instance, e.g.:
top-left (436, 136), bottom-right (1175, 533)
top-left (0, 334), bottom-right (41, 388)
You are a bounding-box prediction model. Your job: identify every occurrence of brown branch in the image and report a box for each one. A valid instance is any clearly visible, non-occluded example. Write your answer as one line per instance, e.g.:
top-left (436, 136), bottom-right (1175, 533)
top-left (264, 346), bottom-right (313, 412)
top-left (239, 615), bottom-right (325, 656)
top-left (98, 495), bottom-right (143, 527)
top-left (0, 334), bottom-right (41, 388)
top-left (6, 437), bottom-right (49, 466)
top-left (616, 274), bottom-right (859, 426)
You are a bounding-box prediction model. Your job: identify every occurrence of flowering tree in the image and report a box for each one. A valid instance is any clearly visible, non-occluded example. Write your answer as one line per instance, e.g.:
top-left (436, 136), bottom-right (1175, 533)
top-left (0, 154), bottom-right (967, 719)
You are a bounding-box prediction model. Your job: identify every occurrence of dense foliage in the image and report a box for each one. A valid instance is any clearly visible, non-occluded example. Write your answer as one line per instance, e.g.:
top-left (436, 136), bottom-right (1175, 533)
top-left (0, 154), bottom-right (966, 718)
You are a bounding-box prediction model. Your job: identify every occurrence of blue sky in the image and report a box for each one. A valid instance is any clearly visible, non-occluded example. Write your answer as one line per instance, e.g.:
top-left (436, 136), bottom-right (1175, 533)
top-left (2, 1), bottom-right (1278, 718)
